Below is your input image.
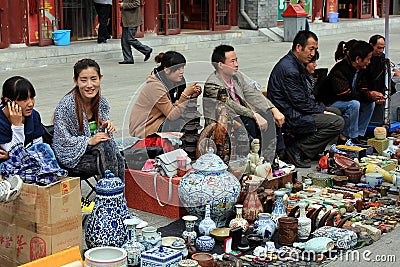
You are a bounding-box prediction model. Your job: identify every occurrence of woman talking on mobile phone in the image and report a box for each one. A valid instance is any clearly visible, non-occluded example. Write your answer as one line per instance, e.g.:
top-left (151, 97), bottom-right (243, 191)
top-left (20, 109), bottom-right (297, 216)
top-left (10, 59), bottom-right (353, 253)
top-left (0, 76), bottom-right (65, 192)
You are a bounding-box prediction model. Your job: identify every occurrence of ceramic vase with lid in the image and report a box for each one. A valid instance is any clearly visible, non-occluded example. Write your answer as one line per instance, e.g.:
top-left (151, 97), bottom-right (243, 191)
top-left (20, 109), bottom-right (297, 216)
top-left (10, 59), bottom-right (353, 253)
top-left (198, 204), bottom-right (216, 236)
top-left (141, 226), bottom-right (162, 250)
top-left (229, 204), bottom-right (249, 233)
top-left (85, 170), bottom-right (132, 248)
top-left (242, 179), bottom-right (264, 224)
top-left (253, 213), bottom-right (276, 241)
top-left (271, 190), bottom-right (287, 225)
top-left (178, 148), bottom-right (241, 227)
top-left (182, 215), bottom-right (198, 246)
top-left (297, 201), bottom-right (311, 242)
top-left (122, 218), bottom-right (146, 267)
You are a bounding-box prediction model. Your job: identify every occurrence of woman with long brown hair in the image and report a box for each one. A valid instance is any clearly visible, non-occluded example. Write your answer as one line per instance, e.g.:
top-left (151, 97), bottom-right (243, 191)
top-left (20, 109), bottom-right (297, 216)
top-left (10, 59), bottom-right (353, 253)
top-left (52, 58), bottom-right (124, 179)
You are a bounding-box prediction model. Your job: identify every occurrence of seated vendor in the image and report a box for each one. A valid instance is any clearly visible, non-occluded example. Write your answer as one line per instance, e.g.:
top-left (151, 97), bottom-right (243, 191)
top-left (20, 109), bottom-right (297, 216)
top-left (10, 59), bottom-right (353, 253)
top-left (129, 51), bottom-right (202, 138)
top-left (0, 76), bottom-right (63, 186)
top-left (52, 58), bottom-right (125, 180)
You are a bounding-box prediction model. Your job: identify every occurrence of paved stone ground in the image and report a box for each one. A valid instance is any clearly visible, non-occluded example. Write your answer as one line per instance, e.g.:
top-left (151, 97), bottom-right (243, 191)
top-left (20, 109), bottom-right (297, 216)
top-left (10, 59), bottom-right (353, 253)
top-left (1, 28), bottom-right (400, 266)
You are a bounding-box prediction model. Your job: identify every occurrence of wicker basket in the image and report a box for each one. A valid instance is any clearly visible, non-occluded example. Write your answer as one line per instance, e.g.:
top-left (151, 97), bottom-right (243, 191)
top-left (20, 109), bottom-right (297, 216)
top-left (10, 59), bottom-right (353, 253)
top-left (367, 138), bottom-right (389, 155)
top-left (307, 172), bottom-right (334, 188)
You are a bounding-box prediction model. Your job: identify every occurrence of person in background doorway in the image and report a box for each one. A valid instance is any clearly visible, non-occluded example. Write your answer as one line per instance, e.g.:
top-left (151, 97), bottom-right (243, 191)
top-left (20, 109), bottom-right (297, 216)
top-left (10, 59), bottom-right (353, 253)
top-left (93, 0), bottom-right (112, 44)
top-left (119, 0), bottom-right (153, 64)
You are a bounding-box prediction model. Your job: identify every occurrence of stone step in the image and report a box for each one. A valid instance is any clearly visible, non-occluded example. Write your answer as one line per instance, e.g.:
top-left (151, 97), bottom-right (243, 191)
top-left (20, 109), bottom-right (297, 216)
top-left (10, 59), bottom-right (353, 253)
top-left (0, 29), bottom-right (268, 70)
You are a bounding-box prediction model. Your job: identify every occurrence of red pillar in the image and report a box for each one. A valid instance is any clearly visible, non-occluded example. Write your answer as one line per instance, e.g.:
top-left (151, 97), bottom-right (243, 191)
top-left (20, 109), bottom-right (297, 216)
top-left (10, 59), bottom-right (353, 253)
top-left (8, 0), bottom-right (28, 45)
top-left (143, 0), bottom-right (158, 33)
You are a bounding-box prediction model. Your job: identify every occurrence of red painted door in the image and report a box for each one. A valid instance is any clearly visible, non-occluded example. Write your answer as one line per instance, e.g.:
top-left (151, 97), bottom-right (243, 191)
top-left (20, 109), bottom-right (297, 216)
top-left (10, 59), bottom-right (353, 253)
top-left (211, 0), bottom-right (230, 31)
top-left (158, 0), bottom-right (181, 35)
top-left (37, 0), bottom-right (57, 46)
top-left (0, 2), bottom-right (9, 49)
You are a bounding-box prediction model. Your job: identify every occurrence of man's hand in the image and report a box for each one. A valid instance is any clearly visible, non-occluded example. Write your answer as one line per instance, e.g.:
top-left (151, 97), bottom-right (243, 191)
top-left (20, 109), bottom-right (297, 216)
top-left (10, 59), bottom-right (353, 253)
top-left (369, 91), bottom-right (386, 104)
top-left (271, 107), bottom-right (285, 128)
top-left (253, 112), bottom-right (268, 130)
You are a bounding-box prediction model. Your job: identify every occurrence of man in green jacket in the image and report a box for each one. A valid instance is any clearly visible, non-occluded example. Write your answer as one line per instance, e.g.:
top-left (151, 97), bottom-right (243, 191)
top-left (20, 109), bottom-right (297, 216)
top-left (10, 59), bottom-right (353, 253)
top-left (119, 0), bottom-right (152, 64)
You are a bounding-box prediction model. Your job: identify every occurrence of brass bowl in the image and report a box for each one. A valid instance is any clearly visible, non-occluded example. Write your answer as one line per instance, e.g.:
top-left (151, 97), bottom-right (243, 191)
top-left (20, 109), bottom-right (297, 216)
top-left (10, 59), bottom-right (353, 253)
top-left (210, 227), bottom-right (230, 242)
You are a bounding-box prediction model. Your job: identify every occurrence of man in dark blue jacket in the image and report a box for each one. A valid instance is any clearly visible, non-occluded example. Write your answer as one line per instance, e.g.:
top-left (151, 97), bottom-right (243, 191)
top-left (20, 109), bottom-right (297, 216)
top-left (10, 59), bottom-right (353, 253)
top-left (267, 31), bottom-right (344, 168)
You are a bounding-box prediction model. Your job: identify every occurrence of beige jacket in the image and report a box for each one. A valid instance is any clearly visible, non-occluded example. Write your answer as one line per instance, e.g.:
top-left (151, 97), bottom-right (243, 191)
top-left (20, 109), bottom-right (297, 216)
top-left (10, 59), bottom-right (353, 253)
top-left (121, 0), bottom-right (143, 28)
top-left (129, 73), bottom-right (188, 138)
top-left (203, 71), bottom-right (275, 121)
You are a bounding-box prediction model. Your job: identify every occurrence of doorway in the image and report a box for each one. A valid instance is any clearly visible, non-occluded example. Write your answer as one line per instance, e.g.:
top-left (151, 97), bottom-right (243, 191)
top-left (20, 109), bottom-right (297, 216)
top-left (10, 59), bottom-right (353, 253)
top-left (0, 2), bottom-right (9, 48)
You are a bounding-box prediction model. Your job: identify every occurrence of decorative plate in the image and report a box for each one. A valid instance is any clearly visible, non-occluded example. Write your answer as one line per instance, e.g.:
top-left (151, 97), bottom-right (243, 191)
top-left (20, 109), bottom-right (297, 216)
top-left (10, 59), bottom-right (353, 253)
top-left (162, 237), bottom-right (185, 247)
top-left (334, 155), bottom-right (358, 169)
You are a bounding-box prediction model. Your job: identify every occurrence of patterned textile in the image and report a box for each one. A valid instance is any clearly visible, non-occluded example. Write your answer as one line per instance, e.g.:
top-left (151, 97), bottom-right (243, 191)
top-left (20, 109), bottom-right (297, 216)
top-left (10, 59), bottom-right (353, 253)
top-left (312, 226), bottom-right (357, 250)
top-left (1, 143), bottom-right (67, 185)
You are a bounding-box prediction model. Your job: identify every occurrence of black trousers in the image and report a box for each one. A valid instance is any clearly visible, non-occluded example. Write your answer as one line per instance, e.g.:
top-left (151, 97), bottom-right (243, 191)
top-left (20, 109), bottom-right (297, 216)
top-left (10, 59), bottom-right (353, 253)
top-left (94, 3), bottom-right (112, 42)
top-left (297, 107), bottom-right (344, 159)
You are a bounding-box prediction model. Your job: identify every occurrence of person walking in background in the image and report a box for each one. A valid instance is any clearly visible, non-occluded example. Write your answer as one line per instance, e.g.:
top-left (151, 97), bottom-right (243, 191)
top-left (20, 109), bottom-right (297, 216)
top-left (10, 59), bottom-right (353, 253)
top-left (298, 0), bottom-right (310, 31)
top-left (93, 0), bottom-right (112, 44)
top-left (119, 0), bottom-right (153, 64)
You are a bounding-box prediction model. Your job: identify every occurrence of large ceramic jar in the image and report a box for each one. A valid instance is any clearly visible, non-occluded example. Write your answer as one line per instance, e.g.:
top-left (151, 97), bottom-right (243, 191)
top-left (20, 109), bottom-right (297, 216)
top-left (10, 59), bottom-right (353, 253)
top-left (253, 213), bottom-right (276, 241)
top-left (85, 170), bottom-right (132, 248)
top-left (178, 149), bottom-right (241, 227)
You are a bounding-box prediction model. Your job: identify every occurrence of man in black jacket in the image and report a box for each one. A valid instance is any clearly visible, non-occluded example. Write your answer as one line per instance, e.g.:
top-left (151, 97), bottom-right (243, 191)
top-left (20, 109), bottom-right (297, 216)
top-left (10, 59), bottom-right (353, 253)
top-left (267, 31), bottom-right (344, 168)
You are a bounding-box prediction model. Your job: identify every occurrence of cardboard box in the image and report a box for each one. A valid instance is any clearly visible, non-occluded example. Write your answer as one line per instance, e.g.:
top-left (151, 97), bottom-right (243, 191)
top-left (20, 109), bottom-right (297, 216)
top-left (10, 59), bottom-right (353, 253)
top-left (125, 169), bottom-right (187, 219)
top-left (0, 177), bottom-right (82, 267)
top-left (367, 138), bottom-right (389, 155)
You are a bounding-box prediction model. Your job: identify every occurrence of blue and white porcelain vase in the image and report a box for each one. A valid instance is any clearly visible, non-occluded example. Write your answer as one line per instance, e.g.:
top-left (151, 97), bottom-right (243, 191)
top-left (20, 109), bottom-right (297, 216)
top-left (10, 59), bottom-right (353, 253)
top-left (271, 190), bottom-right (287, 225)
top-left (85, 170), bottom-right (132, 248)
top-left (198, 204), bottom-right (217, 236)
top-left (122, 218), bottom-right (146, 267)
top-left (141, 226), bottom-right (162, 250)
top-left (178, 148), bottom-right (241, 227)
top-left (195, 236), bottom-right (215, 252)
top-left (297, 201), bottom-right (311, 242)
top-left (253, 213), bottom-right (276, 241)
top-left (182, 215), bottom-right (198, 246)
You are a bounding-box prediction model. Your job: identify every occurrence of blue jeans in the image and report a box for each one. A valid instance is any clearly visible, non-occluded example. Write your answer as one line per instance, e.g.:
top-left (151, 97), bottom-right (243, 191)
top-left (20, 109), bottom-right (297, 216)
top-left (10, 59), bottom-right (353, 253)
top-left (331, 100), bottom-right (375, 138)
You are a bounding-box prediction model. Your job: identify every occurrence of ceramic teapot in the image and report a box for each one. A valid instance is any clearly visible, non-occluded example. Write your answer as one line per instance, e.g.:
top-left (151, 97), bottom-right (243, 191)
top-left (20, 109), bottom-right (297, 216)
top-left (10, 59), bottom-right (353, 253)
top-left (344, 163), bottom-right (363, 183)
top-left (85, 170), bottom-right (132, 248)
top-left (178, 148), bottom-right (241, 227)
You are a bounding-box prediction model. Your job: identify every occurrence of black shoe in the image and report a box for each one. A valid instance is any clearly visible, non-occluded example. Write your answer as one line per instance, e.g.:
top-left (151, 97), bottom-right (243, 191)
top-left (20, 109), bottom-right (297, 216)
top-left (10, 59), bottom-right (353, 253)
top-left (286, 145), bottom-right (311, 168)
top-left (97, 39), bottom-right (107, 44)
top-left (144, 48), bottom-right (153, 62)
top-left (337, 136), bottom-right (347, 145)
top-left (119, 61), bottom-right (134, 64)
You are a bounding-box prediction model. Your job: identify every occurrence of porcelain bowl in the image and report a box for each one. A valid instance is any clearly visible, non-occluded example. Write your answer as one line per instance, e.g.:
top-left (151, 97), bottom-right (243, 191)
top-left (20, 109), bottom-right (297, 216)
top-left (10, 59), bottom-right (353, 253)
top-left (246, 234), bottom-right (263, 247)
top-left (210, 227), bottom-right (230, 242)
top-left (84, 246), bottom-right (127, 267)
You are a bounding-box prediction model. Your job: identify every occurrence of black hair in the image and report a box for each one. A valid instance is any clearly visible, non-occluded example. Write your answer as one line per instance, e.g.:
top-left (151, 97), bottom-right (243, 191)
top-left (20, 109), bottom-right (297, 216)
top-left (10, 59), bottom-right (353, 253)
top-left (334, 39), bottom-right (357, 61)
top-left (369, 34), bottom-right (385, 46)
top-left (291, 30), bottom-right (318, 51)
top-left (335, 40), bottom-right (373, 62)
top-left (211, 45), bottom-right (235, 70)
top-left (155, 51), bottom-right (186, 73)
top-left (2, 76), bottom-right (36, 104)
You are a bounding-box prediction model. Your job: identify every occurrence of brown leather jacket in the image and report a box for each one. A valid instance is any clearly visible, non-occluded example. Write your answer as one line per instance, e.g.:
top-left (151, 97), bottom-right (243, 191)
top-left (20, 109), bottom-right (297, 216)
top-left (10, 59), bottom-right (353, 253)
top-left (121, 0), bottom-right (143, 28)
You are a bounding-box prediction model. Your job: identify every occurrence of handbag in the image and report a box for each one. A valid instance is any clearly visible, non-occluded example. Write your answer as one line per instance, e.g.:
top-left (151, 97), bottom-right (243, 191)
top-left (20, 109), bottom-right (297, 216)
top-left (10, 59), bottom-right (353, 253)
top-left (153, 149), bottom-right (191, 206)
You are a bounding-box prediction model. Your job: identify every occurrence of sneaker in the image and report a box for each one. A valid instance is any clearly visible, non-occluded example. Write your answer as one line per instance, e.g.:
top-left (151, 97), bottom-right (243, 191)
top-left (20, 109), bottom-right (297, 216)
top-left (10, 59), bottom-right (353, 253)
top-left (0, 175), bottom-right (23, 203)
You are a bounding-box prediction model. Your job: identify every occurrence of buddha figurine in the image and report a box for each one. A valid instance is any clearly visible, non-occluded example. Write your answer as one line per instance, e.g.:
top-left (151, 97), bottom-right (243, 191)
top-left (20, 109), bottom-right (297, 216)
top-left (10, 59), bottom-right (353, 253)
top-left (248, 139), bottom-right (264, 174)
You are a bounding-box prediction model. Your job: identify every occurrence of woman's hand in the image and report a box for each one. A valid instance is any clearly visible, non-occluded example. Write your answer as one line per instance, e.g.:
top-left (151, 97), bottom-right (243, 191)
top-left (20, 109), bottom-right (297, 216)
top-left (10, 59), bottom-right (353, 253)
top-left (183, 82), bottom-right (202, 98)
top-left (102, 120), bottom-right (117, 134)
top-left (8, 101), bottom-right (23, 126)
top-left (0, 149), bottom-right (9, 160)
top-left (88, 132), bottom-right (111, 146)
